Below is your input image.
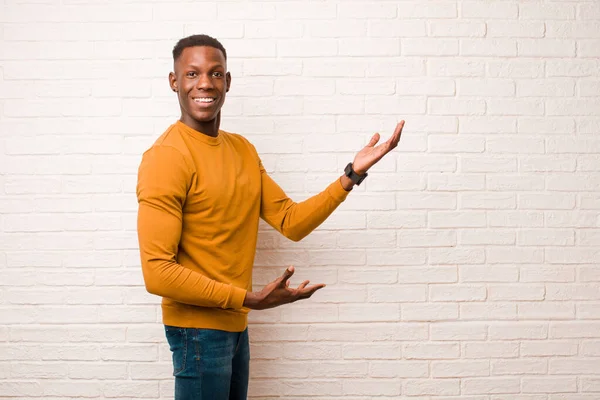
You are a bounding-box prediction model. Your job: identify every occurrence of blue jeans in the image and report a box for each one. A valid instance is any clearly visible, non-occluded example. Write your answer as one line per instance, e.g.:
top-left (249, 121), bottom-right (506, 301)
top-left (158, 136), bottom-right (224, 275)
top-left (165, 326), bottom-right (250, 400)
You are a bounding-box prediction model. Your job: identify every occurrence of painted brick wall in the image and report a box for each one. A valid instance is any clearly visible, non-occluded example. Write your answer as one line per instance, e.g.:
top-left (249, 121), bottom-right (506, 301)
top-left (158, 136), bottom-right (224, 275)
top-left (1, 0), bottom-right (600, 399)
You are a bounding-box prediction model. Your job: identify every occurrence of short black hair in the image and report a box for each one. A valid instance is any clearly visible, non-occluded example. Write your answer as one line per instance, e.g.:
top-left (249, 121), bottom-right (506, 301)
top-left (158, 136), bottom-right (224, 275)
top-left (172, 34), bottom-right (227, 61)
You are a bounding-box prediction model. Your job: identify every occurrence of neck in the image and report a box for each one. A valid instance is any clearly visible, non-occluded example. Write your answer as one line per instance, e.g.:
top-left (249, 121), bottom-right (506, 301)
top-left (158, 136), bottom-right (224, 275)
top-left (180, 113), bottom-right (220, 137)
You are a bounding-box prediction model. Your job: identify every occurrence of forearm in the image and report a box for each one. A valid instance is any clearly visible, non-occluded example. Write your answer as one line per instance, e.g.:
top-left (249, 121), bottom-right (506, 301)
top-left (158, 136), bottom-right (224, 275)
top-left (142, 258), bottom-right (246, 309)
top-left (265, 177), bottom-right (350, 241)
top-left (138, 204), bottom-right (246, 310)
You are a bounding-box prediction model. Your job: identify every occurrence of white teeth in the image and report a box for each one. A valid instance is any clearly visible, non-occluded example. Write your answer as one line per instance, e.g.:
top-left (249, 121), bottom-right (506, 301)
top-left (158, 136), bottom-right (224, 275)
top-left (194, 98), bottom-right (215, 103)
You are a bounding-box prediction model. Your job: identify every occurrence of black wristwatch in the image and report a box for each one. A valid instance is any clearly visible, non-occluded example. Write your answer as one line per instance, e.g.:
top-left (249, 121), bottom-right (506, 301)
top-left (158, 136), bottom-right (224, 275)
top-left (344, 162), bottom-right (368, 186)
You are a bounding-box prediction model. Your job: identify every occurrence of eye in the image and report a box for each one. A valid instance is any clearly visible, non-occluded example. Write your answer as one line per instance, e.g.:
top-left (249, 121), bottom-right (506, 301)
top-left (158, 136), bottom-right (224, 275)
top-left (186, 71), bottom-right (197, 78)
top-left (212, 71), bottom-right (224, 78)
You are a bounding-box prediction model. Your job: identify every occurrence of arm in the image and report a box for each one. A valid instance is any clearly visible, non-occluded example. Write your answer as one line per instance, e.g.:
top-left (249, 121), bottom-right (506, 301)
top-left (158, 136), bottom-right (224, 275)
top-left (136, 146), bottom-right (246, 310)
top-left (259, 121), bottom-right (405, 241)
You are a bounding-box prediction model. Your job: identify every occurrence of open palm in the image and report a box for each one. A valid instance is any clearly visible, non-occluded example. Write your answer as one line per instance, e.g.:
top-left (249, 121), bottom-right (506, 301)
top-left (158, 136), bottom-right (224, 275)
top-left (352, 121), bottom-right (405, 175)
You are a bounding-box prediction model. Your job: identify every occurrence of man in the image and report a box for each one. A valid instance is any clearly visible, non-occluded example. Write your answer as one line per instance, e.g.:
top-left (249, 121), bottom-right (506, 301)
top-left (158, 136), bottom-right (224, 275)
top-left (136, 34), bottom-right (404, 400)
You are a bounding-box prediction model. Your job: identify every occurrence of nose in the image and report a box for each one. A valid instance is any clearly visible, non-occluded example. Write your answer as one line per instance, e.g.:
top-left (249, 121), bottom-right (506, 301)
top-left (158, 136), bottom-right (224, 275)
top-left (196, 73), bottom-right (214, 90)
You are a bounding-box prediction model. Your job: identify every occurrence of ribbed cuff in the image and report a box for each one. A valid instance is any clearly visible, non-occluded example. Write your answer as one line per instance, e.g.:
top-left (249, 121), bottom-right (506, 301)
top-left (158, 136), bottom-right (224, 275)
top-left (227, 285), bottom-right (248, 310)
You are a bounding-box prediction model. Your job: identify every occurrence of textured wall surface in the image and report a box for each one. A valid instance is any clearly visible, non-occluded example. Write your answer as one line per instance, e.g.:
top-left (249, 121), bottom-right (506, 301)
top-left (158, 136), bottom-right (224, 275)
top-left (1, 0), bottom-right (600, 399)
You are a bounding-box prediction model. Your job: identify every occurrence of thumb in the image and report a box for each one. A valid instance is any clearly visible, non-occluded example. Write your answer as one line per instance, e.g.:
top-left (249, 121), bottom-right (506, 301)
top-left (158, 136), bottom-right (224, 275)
top-left (280, 266), bottom-right (294, 285)
top-left (367, 133), bottom-right (380, 147)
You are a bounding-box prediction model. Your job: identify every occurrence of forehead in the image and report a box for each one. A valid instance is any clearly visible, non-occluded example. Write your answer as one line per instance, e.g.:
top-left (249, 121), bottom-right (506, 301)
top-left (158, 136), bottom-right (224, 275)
top-left (176, 46), bottom-right (227, 69)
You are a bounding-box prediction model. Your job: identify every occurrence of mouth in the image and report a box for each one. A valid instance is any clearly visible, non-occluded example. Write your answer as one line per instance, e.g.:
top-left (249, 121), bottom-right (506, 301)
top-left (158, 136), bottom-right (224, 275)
top-left (192, 97), bottom-right (216, 105)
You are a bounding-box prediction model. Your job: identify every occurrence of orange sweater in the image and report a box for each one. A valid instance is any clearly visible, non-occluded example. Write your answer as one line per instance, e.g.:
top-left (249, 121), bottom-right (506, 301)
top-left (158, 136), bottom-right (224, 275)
top-left (136, 121), bottom-right (350, 332)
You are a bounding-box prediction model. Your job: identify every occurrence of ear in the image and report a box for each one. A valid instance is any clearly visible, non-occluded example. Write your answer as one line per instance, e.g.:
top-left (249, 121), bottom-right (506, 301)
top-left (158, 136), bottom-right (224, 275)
top-left (169, 72), bottom-right (177, 92)
top-left (226, 72), bottom-right (232, 93)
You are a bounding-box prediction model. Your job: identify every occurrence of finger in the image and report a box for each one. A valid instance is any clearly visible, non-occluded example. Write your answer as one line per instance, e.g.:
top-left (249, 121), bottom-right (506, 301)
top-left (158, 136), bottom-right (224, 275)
top-left (297, 280), bottom-right (310, 290)
top-left (286, 280), bottom-right (290, 288)
top-left (367, 133), bottom-right (380, 147)
top-left (299, 283), bottom-right (326, 299)
top-left (279, 266), bottom-right (294, 286)
top-left (391, 120), bottom-right (404, 146)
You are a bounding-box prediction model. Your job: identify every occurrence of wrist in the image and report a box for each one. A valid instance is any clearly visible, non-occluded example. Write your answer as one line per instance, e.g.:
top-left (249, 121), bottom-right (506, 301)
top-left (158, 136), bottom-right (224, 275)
top-left (340, 175), bottom-right (355, 191)
top-left (344, 162), bottom-right (368, 186)
top-left (243, 291), bottom-right (262, 309)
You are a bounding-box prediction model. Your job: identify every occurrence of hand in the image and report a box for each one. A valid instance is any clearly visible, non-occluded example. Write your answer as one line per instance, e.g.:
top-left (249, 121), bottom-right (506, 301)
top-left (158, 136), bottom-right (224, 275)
top-left (243, 266), bottom-right (325, 310)
top-left (352, 120), bottom-right (405, 175)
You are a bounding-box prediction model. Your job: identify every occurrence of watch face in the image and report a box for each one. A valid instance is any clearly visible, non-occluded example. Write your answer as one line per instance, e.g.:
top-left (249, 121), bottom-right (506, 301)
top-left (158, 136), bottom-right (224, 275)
top-left (344, 162), bottom-right (353, 177)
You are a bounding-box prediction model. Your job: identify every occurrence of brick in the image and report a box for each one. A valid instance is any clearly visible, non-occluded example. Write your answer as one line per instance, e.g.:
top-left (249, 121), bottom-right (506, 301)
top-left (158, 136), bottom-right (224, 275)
top-left (461, 303), bottom-right (517, 320)
top-left (520, 266), bottom-right (575, 283)
top-left (428, 135), bottom-right (485, 153)
top-left (339, 304), bottom-right (400, 322)
top-left (581, 340), bottom-right (600, 357)
top-left (429, 284), bottom-right (486, 302)
top-left (488, 60), bottom-right (544, 78)
top-left (370, 20), bottom-right (425, 37)
top-left (547, 99), bottom-right (600, 116)
top-left (430, 323), bottom-right (487, 341)
top-left (368, 285), bottom-right (427, 303)
top-left (518, 229), bottom-right (575, 246)
top-left (429, 21), bottom-right (485, 37)
top-left (579, 40), bottom-right (600, 57)
top-left (520, 157), bottom-right (576, 172)
top-left (547, 60), bottom-right (600, 77)
top-left (460, 157), bottom-right (517, 173)
top-left (486, 175), bottom-right (545, 191)
top-left (487, 99), bottom-right (544, 116)
top-left (429, 174), bottom-right (485, 191)
top-left (402, 303), bottom-right (459, 321)
top-left (404, 379), bottom-right (460, 396)
top-left (370, 361), bottom-right (428, 378)
top-left (404, 342), bottom-right (460, 359)
top-left (460, 194), bottom-right (516, 210)
top-left (579, 80), bottom-right (600, 97)
top-left (517, 79), bottom-right (575, 97)
top-left (462, 378), bottom-right (520, 394)
top-left (520, 3), bottom-right (576, 20)
top-left (398, 267), bottom-right (457, 283)
top-left (519, 117), bottom-right (575, 134)
top-left (547, 22), bottom-right (600, 38)
top-left (546, 284), bottom-right (600, 301)
top-left (488, 21), bottom-right (545, 38)
top-left (488, 285), bottom-right (545, 301)
top-left (461, 39), bottom-right (517, 57)
top-left (429, 59), bottom-right (485, 77)
top-left (432, 361), bottom-right (489, 378)
top-left (489, 322), bottom-right (548, 340)
top-left (399, 2), bottom-right (457, 18)
top-left (458, 79), bottom-right (515, 97)
top-left (492, 359), bottom-right (547, 375)
top-left (550, 322), bottom-right (600, 338)
top-left (429, 98), bottom-right (486, 115)
top-left (522, 377), bottom-right (577, 394)
top-left (430, 211), bottom-right (486, 228)
top-left (488, 211), bottom-right (544, 228)
top-left (367, 249), bottom-right (428, 266)
top-left (343, 343), bottom-right (401, 360)
top-left (521, 340), bottom-right (578, 357)
top-left (342, 380), bottom-right (401, 396)
top-left (307, 21), bottom-right (367, 38)
top-left (403, 38), bottom-right (458, 56)
top-left (430, 248), bottom-right (486, 265)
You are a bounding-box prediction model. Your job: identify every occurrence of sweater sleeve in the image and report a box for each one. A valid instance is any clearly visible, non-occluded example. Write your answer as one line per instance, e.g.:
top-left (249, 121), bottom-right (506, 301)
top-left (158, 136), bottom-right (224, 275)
top-left (136, 145), bottom-right (246, 310)
top-left (258, 159), bottom-right (350, 242)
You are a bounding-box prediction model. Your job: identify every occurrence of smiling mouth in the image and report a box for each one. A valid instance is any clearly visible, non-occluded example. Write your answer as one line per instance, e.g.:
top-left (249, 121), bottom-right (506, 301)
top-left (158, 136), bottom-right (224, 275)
top-left (193, 97), bottom-right (216, 104)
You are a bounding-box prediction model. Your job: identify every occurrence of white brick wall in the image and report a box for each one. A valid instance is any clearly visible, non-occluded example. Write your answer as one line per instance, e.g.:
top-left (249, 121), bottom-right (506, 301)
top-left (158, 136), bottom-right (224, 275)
top-left (1, 0), bottom-right (599, 398)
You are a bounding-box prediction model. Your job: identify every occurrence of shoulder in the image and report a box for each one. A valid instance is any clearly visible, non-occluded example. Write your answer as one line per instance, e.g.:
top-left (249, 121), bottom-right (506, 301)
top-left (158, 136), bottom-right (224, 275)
top-left (221, 130), bottom-right (258, 154)
top-left (141, 124), bottom-right (194, 173)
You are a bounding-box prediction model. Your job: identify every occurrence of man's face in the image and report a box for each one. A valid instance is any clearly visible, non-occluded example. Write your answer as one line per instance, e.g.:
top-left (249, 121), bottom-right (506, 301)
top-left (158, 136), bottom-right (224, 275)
top-left (169, 46), bottom-right (231, 126)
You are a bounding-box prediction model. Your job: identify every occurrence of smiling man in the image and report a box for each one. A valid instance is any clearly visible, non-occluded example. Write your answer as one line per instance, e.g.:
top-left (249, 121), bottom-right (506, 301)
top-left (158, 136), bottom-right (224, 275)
top-left (136, 34), bottom-right (404, 400)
